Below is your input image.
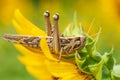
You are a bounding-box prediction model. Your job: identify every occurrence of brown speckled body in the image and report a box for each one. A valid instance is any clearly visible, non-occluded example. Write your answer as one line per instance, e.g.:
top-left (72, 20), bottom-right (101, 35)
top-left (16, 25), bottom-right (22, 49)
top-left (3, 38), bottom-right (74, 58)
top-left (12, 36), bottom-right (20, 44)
top-left (2, 34), bottom-right (86, 55)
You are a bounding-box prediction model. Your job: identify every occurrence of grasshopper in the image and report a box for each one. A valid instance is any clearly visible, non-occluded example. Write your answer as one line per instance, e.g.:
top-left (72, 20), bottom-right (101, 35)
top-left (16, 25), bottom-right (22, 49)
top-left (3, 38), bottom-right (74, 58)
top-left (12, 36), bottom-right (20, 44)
top-left (2, 11), bottom-right (86, 61)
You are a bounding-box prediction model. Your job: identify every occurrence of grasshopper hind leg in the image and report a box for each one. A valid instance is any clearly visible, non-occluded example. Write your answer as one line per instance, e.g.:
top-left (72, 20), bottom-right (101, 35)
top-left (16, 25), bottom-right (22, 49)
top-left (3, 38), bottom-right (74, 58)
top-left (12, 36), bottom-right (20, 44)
top-left (52, 13), bottom-right (61, 55)
top-left (52, 13), bottom-right (63, 62)
top-left (44, 11), bottom-right (52, 36)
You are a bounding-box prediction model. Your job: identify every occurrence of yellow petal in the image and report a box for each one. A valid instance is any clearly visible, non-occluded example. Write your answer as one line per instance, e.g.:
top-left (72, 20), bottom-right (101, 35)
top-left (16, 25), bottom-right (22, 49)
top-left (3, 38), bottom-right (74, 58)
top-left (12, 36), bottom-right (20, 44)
top-left (14, 44), bottom-right (42, 57)
top-left (12, 19), bottom-right (26, 35)
top-left (19, 56), bottom-right (53, 80)
top-left (18, 56), bottom-right (45, 66)
top-left (17, 45), bottom-right (53, 80)
top-left (45, 60), bottom-right (92, 80)
top-left (13, 9), bottom-right (46, 36)
top-left (40, 38), bottom-right (57, 61)
top-left (61, 74), bottom-right (88, 80)
top-left (26, 66), bottom-right (53, 80)
top-left (45, 60), bottom-right (77, 77)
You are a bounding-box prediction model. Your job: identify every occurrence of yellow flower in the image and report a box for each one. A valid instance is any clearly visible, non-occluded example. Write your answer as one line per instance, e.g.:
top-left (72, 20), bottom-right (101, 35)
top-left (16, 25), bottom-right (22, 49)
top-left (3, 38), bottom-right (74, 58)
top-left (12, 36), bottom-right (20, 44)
top-left (12, 9), bottom-right (94, 80)
top-left (41, 38), bottom-right (94, 80)
top-left (13, 9), bottom-right (55, 80)
top-left (0, 0), bottom-right (34, 24)
top-left (45, 59), bottom-right (94, 80)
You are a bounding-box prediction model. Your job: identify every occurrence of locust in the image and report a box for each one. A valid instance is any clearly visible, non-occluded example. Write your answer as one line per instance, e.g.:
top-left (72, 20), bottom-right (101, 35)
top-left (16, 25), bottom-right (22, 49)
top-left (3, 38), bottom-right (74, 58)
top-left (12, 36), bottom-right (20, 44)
top-left (2, 11), bottom-right (86, 61)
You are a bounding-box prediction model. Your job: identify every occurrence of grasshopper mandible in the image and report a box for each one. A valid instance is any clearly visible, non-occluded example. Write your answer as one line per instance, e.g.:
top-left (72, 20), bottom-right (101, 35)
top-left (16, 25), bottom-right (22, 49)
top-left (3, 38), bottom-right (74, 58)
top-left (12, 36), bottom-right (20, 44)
top-left (2, 11), bottom-right (86, 60)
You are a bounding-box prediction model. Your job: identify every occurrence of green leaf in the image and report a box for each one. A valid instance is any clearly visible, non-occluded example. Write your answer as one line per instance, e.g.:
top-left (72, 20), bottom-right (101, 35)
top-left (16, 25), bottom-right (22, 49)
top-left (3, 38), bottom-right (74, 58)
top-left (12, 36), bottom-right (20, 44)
top-left (86, 39), bottom-right (101, 61)
top-left (62, 12), bottom-right (117, 80)
top-left (63, 12), bottom-right (85, 36)
top-left (72, 12), bottom-right (81, 36)
top-left (75, 52), bottom-right (87, 73)
top-left (88, 58), bottom-right (104, 80)
top-left (103, 48), bottom-right (114, 71)
top-left (102, 65), bottom-right (111, 80)
top-left (62, 23), bottom-right (72, 36)
top-left (75, 30), bottom-right (115, 80)
top-left (85, 28), bottom-right (102, 61)
top-left (75, 51), bottom-right (101, 74)
top-left (112, 65), bottom-right (120, 80)
top-left (78, 47), bottom-right (87, 58)
top-left (79, 23), bottom-right (85, 36)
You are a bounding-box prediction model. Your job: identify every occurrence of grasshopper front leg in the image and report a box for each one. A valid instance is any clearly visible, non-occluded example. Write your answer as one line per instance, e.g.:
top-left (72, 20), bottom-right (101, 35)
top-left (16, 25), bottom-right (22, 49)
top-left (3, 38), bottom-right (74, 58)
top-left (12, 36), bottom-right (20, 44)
top-left (62, 38), bottom-right (77, 54)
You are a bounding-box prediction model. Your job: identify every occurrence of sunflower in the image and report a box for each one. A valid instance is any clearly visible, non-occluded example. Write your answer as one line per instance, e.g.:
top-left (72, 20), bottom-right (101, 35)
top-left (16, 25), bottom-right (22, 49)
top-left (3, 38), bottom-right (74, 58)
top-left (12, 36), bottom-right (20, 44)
top-left (3, 9), bottom-right (120, 80)
top-left (13, 9), bottom-right (56, 80)
top-left (10, 9), bottom-right (94, 80)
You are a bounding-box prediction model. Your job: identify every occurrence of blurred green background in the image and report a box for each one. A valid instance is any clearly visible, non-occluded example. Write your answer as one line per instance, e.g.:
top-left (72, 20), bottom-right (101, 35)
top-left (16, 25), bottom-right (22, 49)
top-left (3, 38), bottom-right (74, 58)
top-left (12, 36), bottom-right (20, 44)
top-left (0, 0), bottom-right (120, 80)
